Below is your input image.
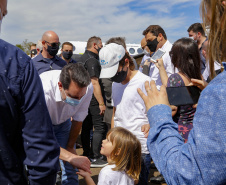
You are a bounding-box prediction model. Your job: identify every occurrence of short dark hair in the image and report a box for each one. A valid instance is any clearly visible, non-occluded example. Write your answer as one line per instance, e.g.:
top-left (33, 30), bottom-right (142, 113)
top-left (105, 37), bottom-right (127, 50)
top-left (118, 52), bottom-right (135, 71)
top-left (87, 36), bottom-right (101, 49)
top-left (62, 42), bottom-right (73, 49)
top-left (169, 38), bottom-right (202, 80)
top-left (30, 43), bottom-right (36, 49)
top-left (60, 63), bottom-right (90, 89)
top-left (142, 25), bottom-right (167, 40)
top-left (187, 23), bottom-right (205, 36)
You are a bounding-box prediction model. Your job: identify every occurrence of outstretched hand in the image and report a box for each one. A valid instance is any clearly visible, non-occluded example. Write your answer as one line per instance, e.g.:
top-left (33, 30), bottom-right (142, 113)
top-left (190, 78), bottom-right (208, 90)
top-left (137, 81), bottom-right (170, 111)
top-left (69, 155), bottom-right (91, 174)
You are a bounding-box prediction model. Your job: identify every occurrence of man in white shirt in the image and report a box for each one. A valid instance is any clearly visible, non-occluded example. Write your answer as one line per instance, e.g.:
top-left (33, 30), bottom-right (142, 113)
top-left (142, 25), bottom-right (175, 90)
top-left (40, 63), bottom-right (93, 185)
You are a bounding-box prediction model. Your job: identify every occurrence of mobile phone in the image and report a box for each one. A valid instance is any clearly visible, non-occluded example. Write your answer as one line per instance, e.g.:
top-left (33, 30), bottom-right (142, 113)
top-left (166, 86), bottom-right (201, 106)
top-left (151, 48), bottom-right (166, 63)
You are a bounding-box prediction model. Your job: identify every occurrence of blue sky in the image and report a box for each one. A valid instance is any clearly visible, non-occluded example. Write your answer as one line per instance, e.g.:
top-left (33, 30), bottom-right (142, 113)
top-left (1, 0), bottom-right (202, 45)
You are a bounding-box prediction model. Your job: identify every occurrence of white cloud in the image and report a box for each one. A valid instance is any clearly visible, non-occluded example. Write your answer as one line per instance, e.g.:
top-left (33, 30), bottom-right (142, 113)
top-left (1, 0), bottom-right (201, 45)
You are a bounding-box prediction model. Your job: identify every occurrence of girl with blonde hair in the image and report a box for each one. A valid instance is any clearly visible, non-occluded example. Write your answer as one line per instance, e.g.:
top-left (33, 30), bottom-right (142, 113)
top-left (77, 127), bottom-right (141, 185)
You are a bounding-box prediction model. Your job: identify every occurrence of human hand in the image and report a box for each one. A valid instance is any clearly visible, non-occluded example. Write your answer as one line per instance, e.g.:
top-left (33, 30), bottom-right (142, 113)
top-left (154, 58), bottom-right (164, 69)
top-left (137, 81), bottom-right (170, 111)
top-left (68, 155), bottom-right (91, 174)
top-left (99, 104), bottom-right (106, 115)
top-left (144, 58), bottom-right (151, 67)
top-left (76, 169), bottom-right (91, 178)
top-left (141, 124), bottom-right (150, 138)
top-left (190, 78), bottom-right (208, 90)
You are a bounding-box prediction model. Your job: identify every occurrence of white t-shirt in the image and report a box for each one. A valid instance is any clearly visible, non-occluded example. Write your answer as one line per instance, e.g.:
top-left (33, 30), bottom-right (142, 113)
top-left (112, 71), bottom-right (151, 154)
top-left (98, 164), bottom-right (134, 185)
top-left (40, 70), bottom-right (93, 125)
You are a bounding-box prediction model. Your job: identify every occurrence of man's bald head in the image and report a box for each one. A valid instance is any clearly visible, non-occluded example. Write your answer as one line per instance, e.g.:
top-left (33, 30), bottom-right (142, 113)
top-left (41, 31), bottom-right (60, 58)
top-left (42, 31), bottom-right (59, 43)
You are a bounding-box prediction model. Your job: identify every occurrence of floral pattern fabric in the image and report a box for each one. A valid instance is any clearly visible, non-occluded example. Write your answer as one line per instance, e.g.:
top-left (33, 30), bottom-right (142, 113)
top-left (167, 73), bottom-right (196, 143)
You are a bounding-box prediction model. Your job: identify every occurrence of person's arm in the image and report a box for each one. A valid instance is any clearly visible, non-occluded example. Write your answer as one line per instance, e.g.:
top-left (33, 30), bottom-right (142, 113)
top-left (137, 80), bottom-right (225, 185)
top-left (66, 120), bottom-right (82, 155)
top-left (60, 148), bottom-right (91, 174)
top-left (155, 58), bottom-right (168, 87)
top-left (21, 60), bottom-right (60, 185)
top-left (77, 169), bottom-right (96, 185)
top-left (111, 107), bottom-right (116, 128)
top-left (91, 77), bottom-right (106, 115)
top-left (142, 59), bottom-right (151, 75)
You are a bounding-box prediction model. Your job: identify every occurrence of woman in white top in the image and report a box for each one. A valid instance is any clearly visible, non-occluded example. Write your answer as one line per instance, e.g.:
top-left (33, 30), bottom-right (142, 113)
top-left (97, 43), bottom-right (151, 185)
top-left (77, 127), bottom-right (141, 185)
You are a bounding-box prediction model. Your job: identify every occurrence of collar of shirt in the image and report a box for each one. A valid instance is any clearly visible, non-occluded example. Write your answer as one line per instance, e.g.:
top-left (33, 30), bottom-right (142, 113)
top-left (35, 53), bottom-right (60, 63)
top-left (85, 50), bottom-right (99, 60)
top-left (55, 83), bottom-right (63, 102)
top-left (160, 40), bottom-right (172, 52)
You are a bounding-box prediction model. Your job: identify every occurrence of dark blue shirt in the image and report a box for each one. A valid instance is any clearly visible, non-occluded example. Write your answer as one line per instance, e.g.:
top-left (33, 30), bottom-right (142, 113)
top-left (0, 39), bottom-right (60, 185)
top-left (32, 53), bottom-right (67, 75)
top-left (68, 58), bottom-right (77, 64)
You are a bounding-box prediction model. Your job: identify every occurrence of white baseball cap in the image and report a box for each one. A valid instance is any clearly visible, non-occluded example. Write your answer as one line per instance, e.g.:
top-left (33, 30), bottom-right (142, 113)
top-left (99, 43), bottom-right (125, 78)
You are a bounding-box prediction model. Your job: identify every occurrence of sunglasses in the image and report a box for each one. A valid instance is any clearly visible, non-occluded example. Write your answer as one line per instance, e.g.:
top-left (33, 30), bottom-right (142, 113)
top-left (45, 40), bottom-right (61, 48)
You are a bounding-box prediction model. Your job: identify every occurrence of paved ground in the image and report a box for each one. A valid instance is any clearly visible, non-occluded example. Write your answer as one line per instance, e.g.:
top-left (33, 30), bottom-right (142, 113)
top-left (76, 147), bottom-right (166, 185)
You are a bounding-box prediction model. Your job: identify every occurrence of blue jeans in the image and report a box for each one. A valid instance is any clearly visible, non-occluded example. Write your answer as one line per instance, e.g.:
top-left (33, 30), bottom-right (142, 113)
top-left (53, 119), bottom-right (78, 185)
top-left (137, 153), bottom-right (151, 185)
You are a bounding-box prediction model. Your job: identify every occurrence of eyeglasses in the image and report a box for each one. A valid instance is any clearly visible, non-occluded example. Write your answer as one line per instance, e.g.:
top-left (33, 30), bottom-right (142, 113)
top-left (45, 40), bottom-right (60, 48)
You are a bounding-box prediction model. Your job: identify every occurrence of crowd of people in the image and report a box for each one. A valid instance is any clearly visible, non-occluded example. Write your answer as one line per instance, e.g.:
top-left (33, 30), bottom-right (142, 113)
top-left (0, 0), bottom-right (226, 185)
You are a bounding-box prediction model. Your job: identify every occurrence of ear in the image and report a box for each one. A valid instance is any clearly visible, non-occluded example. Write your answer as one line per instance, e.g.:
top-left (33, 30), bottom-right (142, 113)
top-left (222, 1), bottom-right (226, 6)
top-left (124, 58), bottom-right (130, 67)
top-left (158, 33), bottom-right (163, 41)
top-left (115, 148), bottom-right (121, 156)
top-left (58, 81), bottom-right (63, 91)
top-left (197, 32), bottom-right (202, 37)
top-left (42, 40), bottom-right (46, 46)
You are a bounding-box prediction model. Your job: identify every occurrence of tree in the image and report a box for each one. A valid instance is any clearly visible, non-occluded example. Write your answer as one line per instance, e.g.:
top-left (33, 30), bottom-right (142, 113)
top-left (15, 39), bottom-right (35, 55)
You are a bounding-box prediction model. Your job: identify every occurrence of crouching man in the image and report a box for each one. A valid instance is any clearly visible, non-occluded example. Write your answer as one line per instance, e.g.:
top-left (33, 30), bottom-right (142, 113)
top-left (40, 63), bottom-right (93, 185)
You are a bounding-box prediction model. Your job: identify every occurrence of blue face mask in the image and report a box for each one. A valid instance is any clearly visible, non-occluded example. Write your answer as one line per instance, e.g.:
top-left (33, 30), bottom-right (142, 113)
top-left (62, 89), bottom-right (83, 107)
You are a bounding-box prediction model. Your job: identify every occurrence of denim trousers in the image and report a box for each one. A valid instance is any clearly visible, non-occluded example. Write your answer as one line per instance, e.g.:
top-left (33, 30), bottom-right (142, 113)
top-left (81, 105), bottom-right (108, 159)
top-left (137, 153), bottom-right (151, 185)
top-left (53, 119), bottom-right (78, 185)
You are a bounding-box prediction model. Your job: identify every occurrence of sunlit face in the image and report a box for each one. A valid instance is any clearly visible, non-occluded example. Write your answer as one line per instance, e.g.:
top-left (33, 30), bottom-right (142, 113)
top-left (145, 32), bottom-right (160, 51)
top-left (188, 30), bottom-right (199, 41)
top-left (58, 81), bottom-right (87, 101)
top-left (62, 44), bottom-right (73, 52)
top-left (30, 45), bottom-right (36, 51)
top-left (100, 135), bottom-right (114, 158)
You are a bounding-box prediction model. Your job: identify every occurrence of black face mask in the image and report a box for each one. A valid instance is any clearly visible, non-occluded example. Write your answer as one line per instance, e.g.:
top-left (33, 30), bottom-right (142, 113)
top-left (95, 46), bottom-right (101, 54)
top-left (31, 49), bottom-right (37, 56)
top-left (62, 51), bottom-right (73, 60)
top-left (47, 45), bottom-right (59, 57)
top-left (111, 66), bottom-right (128, 83)
top-left (147, 38), bottom-right (159, 52)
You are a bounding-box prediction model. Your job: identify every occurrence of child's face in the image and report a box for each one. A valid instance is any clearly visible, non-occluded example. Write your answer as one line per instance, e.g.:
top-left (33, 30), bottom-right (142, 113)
top-left (100, 135), bottom-right (114, 158)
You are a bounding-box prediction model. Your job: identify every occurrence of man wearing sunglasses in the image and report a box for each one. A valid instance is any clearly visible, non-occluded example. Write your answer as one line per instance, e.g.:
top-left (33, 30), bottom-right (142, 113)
top-left (33, 31), bottom-right (67, 75)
